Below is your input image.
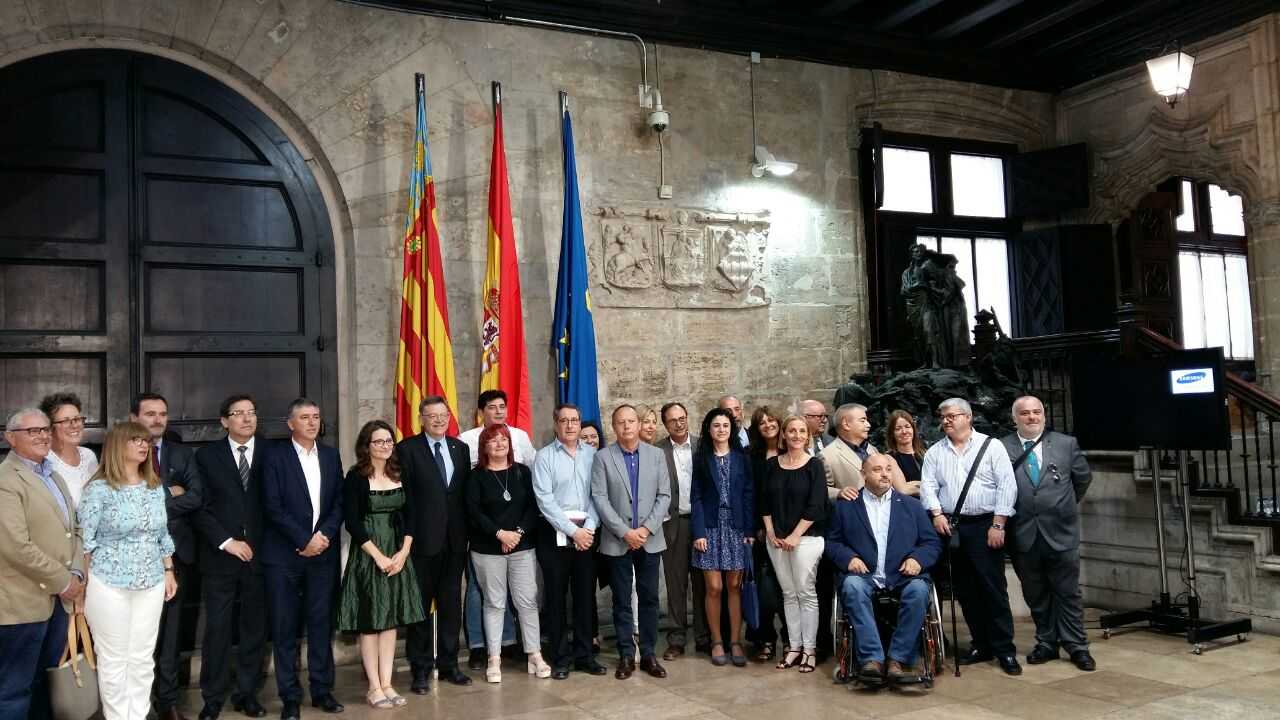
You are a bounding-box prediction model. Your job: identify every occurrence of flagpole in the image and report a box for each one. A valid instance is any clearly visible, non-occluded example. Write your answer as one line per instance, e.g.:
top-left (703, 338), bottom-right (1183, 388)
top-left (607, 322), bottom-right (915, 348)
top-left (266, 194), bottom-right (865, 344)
top-left (559, 90), bottom-right (569, 117)
top-left (492, 80), bottom-right (501, 109)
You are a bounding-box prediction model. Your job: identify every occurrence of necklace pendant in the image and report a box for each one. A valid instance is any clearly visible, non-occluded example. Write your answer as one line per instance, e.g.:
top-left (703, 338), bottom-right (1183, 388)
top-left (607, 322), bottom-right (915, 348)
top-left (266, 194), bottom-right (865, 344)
top-left (502, 489), bottom-right (512, 502)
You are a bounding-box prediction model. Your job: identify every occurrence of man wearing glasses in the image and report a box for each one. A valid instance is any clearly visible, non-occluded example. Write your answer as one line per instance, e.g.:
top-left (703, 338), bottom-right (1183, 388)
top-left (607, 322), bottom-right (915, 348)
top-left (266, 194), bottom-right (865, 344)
top-left (920, 397), bottom-right (1021, 675)
top-left (531, 403), bottom-right (608, 679)
top-left (800, 400), bottom-right (831, 456)
top-left (657, 401), bottom-right (707, 659)
top-left (0, 408), bottom-right (84, 720)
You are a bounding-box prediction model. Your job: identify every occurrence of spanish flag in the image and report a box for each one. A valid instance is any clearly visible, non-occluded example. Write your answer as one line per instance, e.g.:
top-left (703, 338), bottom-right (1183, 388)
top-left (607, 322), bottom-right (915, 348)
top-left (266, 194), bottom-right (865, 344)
top-left (479, 82), bottom-right (532, 434)
top-left (394, 73), bottom-right (460, 439)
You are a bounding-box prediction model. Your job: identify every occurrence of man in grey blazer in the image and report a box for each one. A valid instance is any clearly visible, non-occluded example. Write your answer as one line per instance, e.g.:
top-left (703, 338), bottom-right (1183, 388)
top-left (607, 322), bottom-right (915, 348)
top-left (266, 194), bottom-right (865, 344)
top-left (1001, 395), bottom-right (1094, 671)
top-left (591, 405), bottom-right (672, 679)
top-left (657, 402), bottom-right (706, 659)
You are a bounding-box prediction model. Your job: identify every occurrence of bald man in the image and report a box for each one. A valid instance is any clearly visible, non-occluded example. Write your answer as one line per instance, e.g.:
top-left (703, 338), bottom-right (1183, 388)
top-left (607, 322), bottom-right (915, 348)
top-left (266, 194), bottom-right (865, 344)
top-left (799, 400), bottom-right (830, 456)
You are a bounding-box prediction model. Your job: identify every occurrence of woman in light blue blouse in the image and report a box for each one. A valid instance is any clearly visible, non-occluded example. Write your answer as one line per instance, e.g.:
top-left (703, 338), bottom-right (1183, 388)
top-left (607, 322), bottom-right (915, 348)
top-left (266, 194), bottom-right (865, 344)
top-left (80, 421), bottom-right (177, 720)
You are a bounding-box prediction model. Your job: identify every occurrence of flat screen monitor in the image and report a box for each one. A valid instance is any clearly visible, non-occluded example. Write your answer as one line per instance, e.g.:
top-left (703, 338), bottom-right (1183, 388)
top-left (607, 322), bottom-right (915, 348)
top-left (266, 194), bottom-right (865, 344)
top-left (1169, 367), bottom-right (1216, 395)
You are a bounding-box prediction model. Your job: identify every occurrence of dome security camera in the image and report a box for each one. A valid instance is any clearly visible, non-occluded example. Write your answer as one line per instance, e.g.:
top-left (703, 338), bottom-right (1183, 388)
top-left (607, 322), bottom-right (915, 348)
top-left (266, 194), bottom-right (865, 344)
top-left (648, 109), bottom-right (670, 133)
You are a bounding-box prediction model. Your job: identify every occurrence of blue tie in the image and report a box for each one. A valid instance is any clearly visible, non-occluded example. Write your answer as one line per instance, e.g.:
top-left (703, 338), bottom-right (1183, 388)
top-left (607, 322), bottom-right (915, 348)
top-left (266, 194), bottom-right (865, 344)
top-left (433, 441), bottom-right (448, 487)
top-left (1024, 440), bottom-right (1041, 488)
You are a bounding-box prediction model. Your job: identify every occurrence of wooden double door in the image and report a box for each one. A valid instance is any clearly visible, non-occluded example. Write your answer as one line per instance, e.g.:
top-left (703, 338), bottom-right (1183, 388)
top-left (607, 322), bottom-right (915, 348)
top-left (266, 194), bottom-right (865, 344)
top-left (0, 50), bottom-right (338, 444)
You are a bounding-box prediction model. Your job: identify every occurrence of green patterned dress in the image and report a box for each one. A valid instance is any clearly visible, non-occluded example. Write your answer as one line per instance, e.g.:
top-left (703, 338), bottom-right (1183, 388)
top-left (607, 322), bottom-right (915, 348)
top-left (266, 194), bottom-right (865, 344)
top-left (337, 488), bottom-right (426, 633)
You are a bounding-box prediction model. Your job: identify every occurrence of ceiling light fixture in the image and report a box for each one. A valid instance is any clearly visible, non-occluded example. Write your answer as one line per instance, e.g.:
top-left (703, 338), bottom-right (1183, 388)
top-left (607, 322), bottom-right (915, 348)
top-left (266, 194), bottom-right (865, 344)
top-left (1146, 45), bottom-right (1195, 108)
top-left (748, 52), bottom-right (797, 179)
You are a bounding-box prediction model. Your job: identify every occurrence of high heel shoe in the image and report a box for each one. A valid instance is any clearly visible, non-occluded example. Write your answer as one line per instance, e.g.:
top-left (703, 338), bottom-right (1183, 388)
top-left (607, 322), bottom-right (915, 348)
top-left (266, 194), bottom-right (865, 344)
top-left (381, 686), bottom-right (407, 707)
top-left (775, 648), bottom-right (802, 670)
top-left (527, 652), bottom-right (552, 679)
top-left (486, 655), bottom-right (502, 683)
top-left (366, 689), bottom-right (393, 710)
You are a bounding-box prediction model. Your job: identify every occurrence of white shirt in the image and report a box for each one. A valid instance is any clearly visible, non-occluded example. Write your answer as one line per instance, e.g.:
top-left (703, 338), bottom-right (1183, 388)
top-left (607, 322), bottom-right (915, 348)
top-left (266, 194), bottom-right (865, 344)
top-left (863, 488), bottom-right (894, 588)
top-left (219, 436), bottom-right (258, 550)
top-left (293, 439), bottom-right (322, 531)
top-left (920, 430), bottom-right (1017, 518)
top-left (459, 424), bottom-right (537, 467)
top-left (1016, 432), bottom-right (1043, 469)
top-left (45, 446), bottom-right (98, 509)
top-left (671, 436), bottom-right (694, 514)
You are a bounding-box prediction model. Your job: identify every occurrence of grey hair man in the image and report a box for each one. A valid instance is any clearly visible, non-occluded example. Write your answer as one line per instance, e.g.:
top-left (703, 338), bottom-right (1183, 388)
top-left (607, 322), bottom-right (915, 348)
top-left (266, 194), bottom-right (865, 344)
top-left (822, 403), bottom-right (916, 502)
top-left (1001, 395), bottom-right (1095, 671)
top-left (920, 397), bottom-right (1021, 676)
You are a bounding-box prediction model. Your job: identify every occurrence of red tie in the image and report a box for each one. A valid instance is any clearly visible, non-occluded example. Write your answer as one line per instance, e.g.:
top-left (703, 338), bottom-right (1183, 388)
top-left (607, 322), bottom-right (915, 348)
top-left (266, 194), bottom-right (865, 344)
top-left (152, 445), bottom-right (161, 476)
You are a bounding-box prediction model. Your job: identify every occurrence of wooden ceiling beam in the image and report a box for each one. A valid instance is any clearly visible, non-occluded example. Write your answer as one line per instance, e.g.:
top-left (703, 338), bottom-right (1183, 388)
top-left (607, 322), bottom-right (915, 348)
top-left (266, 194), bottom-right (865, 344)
top-left (983, 0), bottom-right (1111, 49)
top-left (931, 0), bottom-right (1028, 40)
top-left (874, 0), bottom-right (948, 31)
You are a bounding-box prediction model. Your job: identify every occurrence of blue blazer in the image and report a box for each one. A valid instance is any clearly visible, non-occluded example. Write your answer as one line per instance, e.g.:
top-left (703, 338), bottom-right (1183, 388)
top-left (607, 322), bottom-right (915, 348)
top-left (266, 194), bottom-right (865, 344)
top-left (690, 448), bottom-right (755, 541)
top-left (260, 439), bottom-right (345, 568)
top-left (824, 490), bottom-right (940, 591)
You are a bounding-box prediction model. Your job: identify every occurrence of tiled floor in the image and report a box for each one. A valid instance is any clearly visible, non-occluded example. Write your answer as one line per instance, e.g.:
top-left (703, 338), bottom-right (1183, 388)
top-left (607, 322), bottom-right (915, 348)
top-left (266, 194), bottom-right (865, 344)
top-left (179, 614), bottom-right (1280, 720)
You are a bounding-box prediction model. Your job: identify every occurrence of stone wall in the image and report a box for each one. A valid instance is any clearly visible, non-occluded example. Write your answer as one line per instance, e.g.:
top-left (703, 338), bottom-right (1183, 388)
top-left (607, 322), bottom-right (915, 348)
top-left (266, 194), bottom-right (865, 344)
top-left (0, 0), bottom-right (1054, 446)
top-left (1057, 15), bottom-right (1280, 387)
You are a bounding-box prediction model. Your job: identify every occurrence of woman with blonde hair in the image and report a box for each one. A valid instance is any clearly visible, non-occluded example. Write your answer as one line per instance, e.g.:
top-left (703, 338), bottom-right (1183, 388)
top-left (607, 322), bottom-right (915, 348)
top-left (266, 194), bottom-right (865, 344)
top-left (79, 422), bottom-right (177, 720)
top-left (636, 404), bottom-right (660, 445)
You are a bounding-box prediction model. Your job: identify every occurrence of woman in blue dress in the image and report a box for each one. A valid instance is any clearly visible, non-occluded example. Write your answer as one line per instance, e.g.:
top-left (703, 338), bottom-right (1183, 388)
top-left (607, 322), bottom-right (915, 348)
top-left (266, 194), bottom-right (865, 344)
top-left (691, 407), bottom-right (755, 667)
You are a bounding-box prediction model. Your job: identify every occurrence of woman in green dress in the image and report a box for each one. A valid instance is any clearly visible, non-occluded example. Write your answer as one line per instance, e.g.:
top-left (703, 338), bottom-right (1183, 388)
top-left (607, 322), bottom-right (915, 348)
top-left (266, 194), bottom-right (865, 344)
top-left (338, 420), bottom-right (425, 709)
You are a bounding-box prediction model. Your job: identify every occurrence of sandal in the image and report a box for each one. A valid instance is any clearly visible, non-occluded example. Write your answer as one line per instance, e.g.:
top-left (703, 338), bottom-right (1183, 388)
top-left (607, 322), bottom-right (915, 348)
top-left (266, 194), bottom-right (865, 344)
top-left (798, 652), bottom-right (816, 673)
top-left (754, 644), bottom-right (776, 662)
top-left (775, 649), bottom-right (802, 670)
top-left (366, 689), bottom-right (394, 710)
top-left (381, 687), bottom-right (407, 707)
top-left (730, 643), bottom-right (747, 667)
top-left (711, 642), bottom-right (728, 666)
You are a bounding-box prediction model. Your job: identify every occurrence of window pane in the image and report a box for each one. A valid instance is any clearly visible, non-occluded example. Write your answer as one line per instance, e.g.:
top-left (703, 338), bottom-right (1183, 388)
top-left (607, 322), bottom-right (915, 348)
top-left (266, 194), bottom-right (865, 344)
top-left (1224, 254), bottom-right (1254, 359)
top-left (1199, 253), bottom-right (1230, 352)
top-left (950, 154), bottom-right (1006, 218)
top-left (1208, 184), bottom-right (1245, 236)
top-left (974, 237), bottom-right (1012, 337)
top-left (1176, 179), bottom-right (1195, 232)
top-left (940, 237), bottom-right (976, 330)
top-left (916, 235), bottom-right (939, 252)
top-left (881, 147), bottom-right (933, 213)
top-left (1179, 251), bottom-right (1206, 349)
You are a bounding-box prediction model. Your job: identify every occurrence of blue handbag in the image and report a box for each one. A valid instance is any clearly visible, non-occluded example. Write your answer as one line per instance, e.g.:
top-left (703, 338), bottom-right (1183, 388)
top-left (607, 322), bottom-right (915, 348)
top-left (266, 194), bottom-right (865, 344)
top-left (741, 549), bottom-right (761, 630)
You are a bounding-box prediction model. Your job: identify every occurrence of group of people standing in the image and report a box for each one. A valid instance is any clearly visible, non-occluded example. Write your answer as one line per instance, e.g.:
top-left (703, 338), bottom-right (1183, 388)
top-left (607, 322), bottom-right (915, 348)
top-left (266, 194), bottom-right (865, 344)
top-left (1, 386), bottom-right (1094, 720)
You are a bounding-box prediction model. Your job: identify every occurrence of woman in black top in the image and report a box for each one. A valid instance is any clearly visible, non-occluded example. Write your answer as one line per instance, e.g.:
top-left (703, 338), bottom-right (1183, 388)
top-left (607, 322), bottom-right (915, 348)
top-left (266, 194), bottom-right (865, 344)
top-left (760, 415), bottom-right (828, 674)
top-left (884, 409), bottom-right (925, 485)
top-left (745, 406), bottom-right (787, 661)
top-left (464, 424), bottom-right (549, 682)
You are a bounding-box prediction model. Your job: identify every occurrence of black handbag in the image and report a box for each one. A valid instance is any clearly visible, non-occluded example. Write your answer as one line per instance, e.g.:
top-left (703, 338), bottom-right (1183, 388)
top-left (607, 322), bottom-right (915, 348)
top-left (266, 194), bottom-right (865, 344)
top-left (741, 549), bottom-right (761, 630)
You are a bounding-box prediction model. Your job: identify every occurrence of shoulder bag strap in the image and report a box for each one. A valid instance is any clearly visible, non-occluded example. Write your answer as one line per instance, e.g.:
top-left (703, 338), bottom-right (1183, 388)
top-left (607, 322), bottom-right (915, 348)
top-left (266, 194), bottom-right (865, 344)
top-left (948, 437), bottom-right (993, 525)
top-left (1010, 434), bottom-right (1044, 472)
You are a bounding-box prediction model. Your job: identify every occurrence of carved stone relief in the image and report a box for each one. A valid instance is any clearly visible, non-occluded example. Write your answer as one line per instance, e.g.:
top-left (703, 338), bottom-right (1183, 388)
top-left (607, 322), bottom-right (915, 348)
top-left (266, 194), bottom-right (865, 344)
top-left (592, 206), bottom-right (771, 308)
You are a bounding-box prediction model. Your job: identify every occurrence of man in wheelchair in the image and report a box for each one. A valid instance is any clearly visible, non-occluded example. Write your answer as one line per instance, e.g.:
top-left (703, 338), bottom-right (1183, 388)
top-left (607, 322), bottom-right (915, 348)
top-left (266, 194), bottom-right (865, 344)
top-left (826, 454), bottom-right (941, 686)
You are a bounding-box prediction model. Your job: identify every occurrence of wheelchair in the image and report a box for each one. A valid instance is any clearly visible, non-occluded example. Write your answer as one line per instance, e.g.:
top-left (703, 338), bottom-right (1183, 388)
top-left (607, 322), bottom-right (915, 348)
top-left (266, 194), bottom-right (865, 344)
top-left (831, 579), bottom-right (946, 689)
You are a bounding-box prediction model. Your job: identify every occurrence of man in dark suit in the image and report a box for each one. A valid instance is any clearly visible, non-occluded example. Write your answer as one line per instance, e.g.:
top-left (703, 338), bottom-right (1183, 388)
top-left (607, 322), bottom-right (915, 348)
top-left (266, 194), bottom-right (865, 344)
top-left (1002, 395), bottom-right (1095, 671)
top-left (192, 394), bottom-right (269, 719)
top-left (591, 404), bottom-right (672, 680)
top-left (399, 395), bottom-right (474, 692)
top-left (657, 402), bottom-right (706, 659)
top-left (260, 398), bottom-right (344, 719)
top-left (825, 454), bottom-right (941, 685)
top-left (131, 392), bottom-right (204, 720)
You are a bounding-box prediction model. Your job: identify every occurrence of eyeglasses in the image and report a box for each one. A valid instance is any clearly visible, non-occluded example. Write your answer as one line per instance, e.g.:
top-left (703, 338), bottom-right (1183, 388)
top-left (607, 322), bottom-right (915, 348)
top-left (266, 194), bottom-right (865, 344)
top-left (665, 417), bottom-right (688, 425)
top-left (127, 436), bottom-right (151, 446)
top-left (7, 425), bottom-right (52, 437)
top-left (803, 413), bottom-right (829, 421)
top-left (52, 416), bottom-right (86, 427)
top-left (368, 438), bottom-right (395, 447)
top-left (422, 413), bottom-right (451, 422)
top-left (940, 412), bottom-right (969, 423)
top-left (226, 410), bottom-right (257, 419)
top-left (556, 417), bottom-right (582, 425)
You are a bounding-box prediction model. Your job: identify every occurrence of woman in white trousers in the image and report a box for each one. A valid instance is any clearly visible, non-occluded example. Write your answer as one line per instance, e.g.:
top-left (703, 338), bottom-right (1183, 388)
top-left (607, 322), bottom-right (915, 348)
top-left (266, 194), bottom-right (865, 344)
top-left (760, 416), bottom-right (829, 674)
top-left (79, 422), bottom-right (178, 720)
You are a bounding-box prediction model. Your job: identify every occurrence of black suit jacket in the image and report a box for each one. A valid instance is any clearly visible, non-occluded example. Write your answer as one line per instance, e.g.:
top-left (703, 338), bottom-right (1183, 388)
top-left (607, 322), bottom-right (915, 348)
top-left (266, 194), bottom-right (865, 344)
top-left (192, 437), bottom-right (266, 575)
top-left (398, 433), bottom-right (470, 557)
top-left (158, 439), bottom-right (205, 565)
top-left (259, 439), bottom-right (344, 568)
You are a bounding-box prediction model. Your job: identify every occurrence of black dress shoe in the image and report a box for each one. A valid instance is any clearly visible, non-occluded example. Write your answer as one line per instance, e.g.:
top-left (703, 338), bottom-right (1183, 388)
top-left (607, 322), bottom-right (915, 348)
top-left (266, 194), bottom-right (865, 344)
top-left (158, 708), bottom-right (189, 720)
top-left (280, 702), bottom-right (300, 720)
top-left (639, 656), bottom-right (668, 678)
top-left (957, 647), bottom-right (994, 665)
top-left (198, 702), bottom-right (221, 720)
top-left (552, 667), bottom-right (571, 680)
top-left (311, 694), bottom-right (344, 713)
top-left (1070, 650), bottom-right (1097, 671)
top-left (1026, 645), bottom-right (1061, 665)
top-left (233, 698), bottom-right (267, 718)
top-left (574, 658), bottom-right (609, 675)
top-left (615, 657), bottom-right (636, 679)
top-left (997, 655), bottom-right (1023, 676)
top-left (468, 648), bottom-right (486, 671)
top-left (441, 667), bottom-right (473, 686)
top-left (410, 671), bottom-right (431, 694)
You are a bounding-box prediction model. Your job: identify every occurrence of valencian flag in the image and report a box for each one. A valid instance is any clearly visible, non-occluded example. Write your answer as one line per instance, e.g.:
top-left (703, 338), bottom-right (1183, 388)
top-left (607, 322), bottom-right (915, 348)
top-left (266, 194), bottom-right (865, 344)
top-left (551, 92), bottom-right (601, 425)
top-left (394, 73), bottom-right (460, 439)
top-left (479, 81), bottom-right (533, 434)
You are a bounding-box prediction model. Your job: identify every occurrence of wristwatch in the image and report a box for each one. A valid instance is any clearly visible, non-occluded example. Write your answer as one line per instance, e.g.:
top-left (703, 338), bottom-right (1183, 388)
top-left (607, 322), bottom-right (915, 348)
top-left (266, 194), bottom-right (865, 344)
top-left (991, 522), bottom-right (1005, 531)
top-left (515, 527), bottom-right (526, 537)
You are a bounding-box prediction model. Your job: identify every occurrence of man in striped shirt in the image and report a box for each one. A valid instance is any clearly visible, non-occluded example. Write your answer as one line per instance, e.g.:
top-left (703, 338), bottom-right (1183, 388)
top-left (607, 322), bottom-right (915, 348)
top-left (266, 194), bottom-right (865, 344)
top-left (920, 397), bottom-right (1021, 675)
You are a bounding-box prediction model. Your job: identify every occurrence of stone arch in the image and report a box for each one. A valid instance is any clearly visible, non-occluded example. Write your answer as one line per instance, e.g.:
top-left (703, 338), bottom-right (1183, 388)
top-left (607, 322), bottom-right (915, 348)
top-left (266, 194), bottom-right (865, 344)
top-left (0, 34), bottom-right (359, 443)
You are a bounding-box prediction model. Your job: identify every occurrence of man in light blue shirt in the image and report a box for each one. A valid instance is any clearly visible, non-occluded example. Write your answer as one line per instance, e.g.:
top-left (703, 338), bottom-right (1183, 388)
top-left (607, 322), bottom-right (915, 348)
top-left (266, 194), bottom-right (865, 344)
top-left (533, 403), bottom-right (608, 679)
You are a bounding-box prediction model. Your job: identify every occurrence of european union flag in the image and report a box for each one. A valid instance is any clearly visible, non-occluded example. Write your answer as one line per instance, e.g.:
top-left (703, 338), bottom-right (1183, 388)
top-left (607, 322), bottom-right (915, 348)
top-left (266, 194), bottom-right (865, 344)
top-left (551, 93), bottom-right (601, 425)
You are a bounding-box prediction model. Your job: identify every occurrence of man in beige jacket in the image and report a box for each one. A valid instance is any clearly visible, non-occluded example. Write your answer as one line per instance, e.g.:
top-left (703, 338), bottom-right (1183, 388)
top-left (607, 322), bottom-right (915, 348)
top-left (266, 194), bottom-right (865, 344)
top-left (822, 404), bottom-right (917, 501)
top-left (0, 407), bottom-right (85, 720)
